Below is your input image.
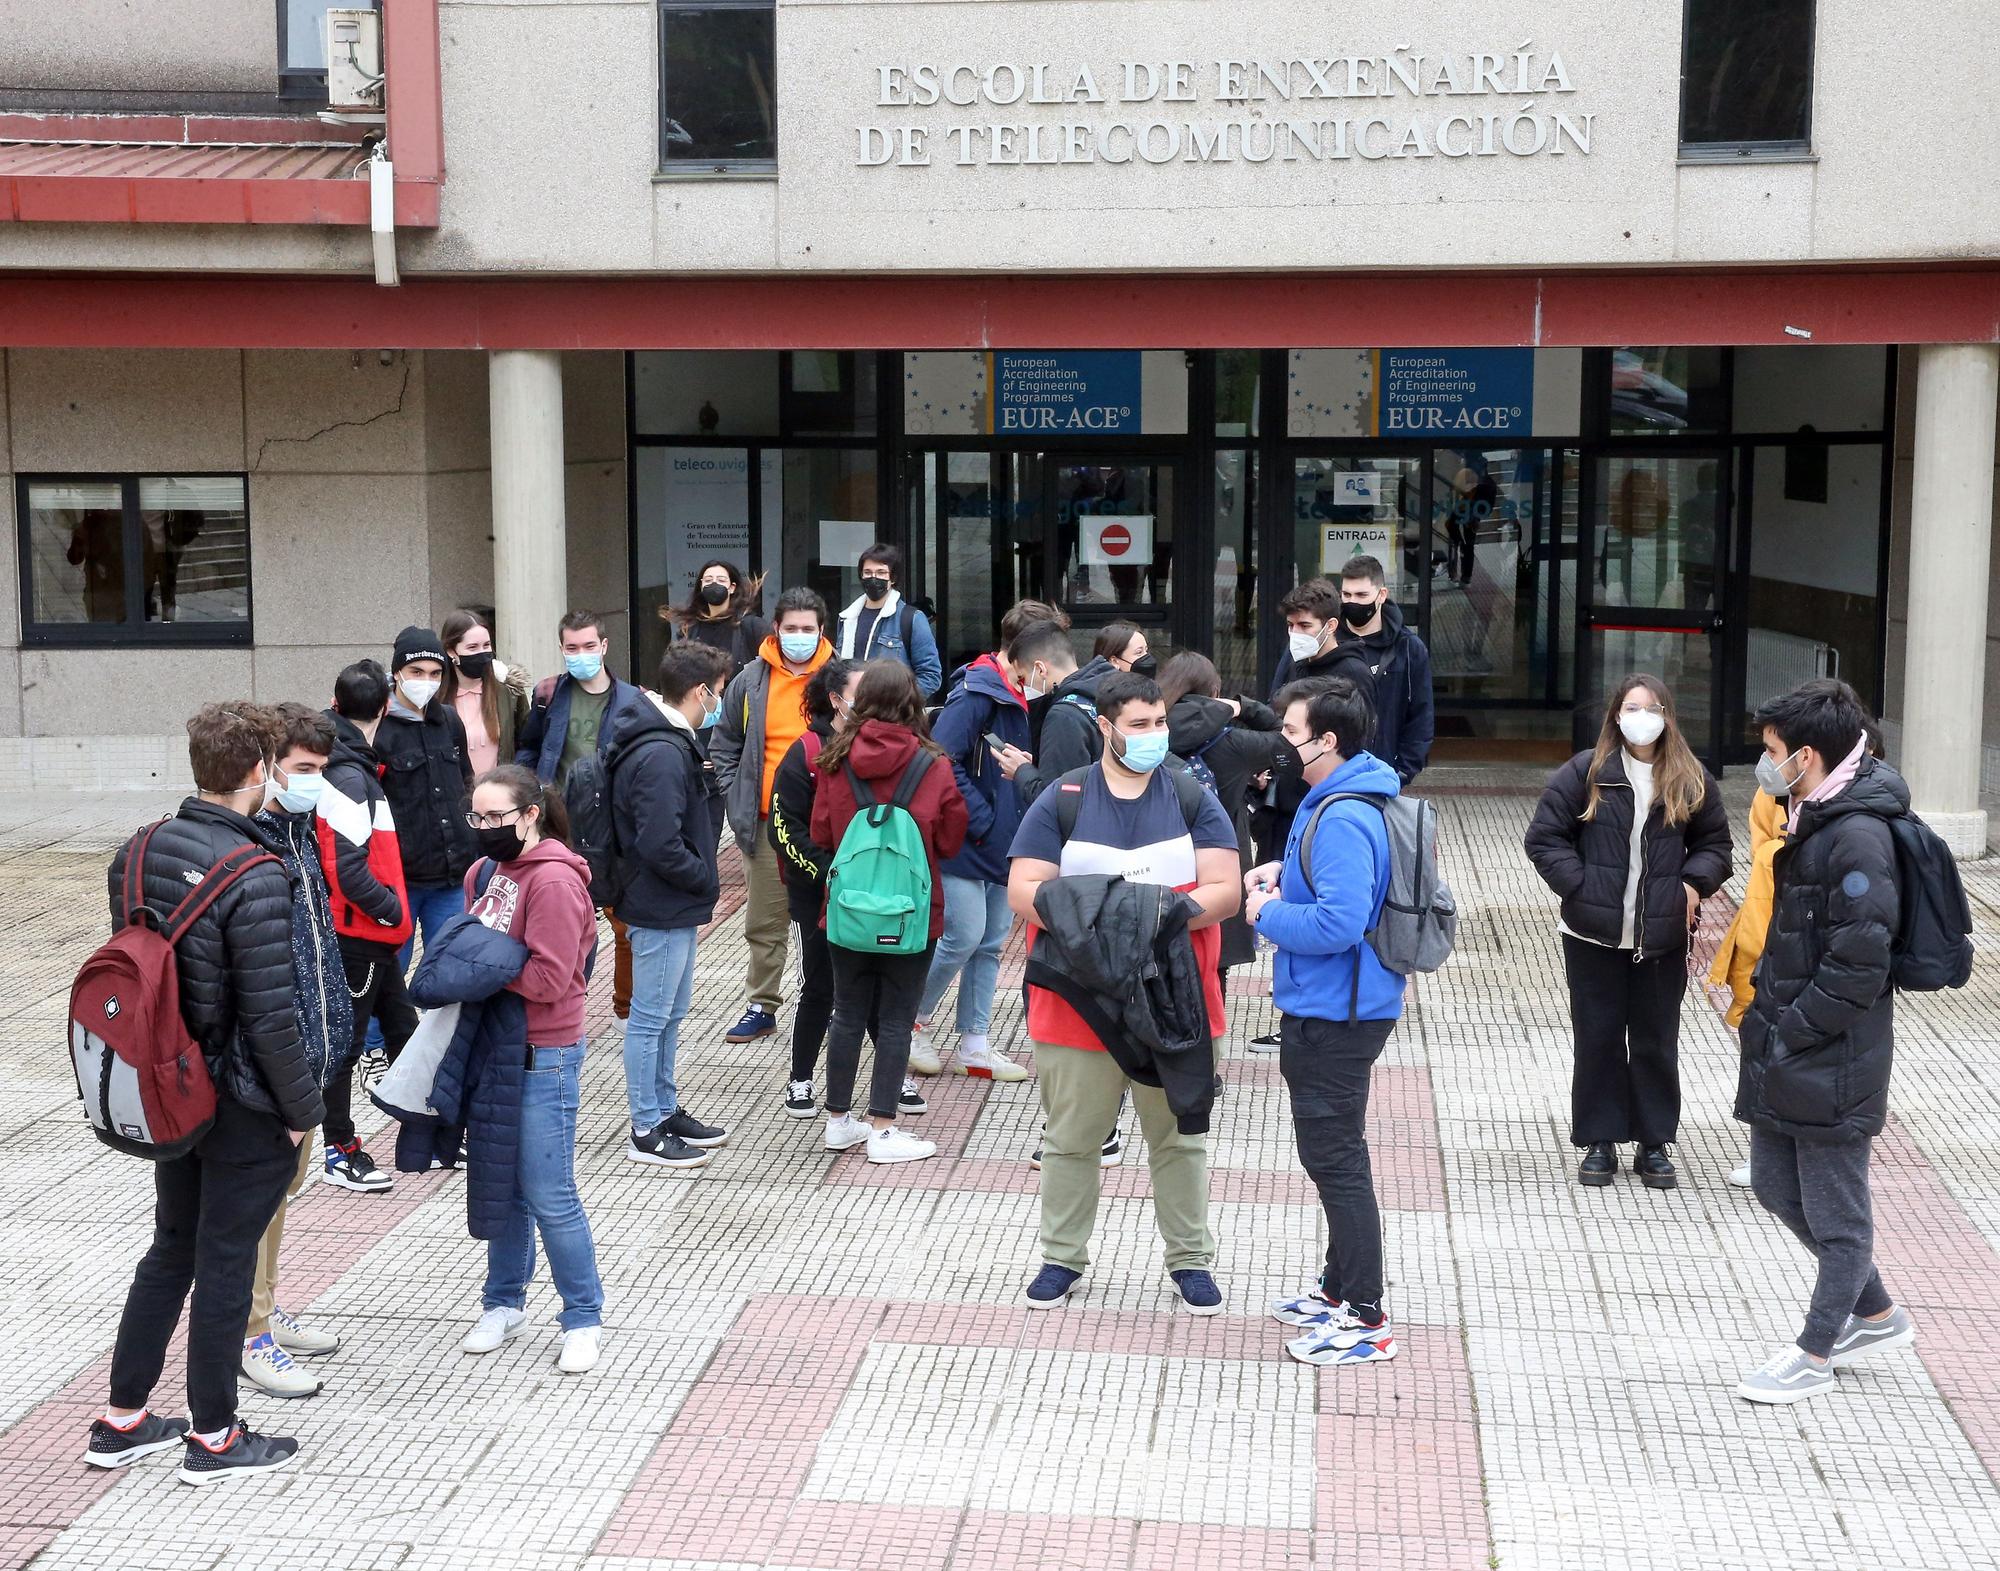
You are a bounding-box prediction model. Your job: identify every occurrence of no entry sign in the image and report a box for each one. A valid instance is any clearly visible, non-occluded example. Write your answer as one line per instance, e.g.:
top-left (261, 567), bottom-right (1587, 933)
top-left (1081, 513), bottom-right (1154, 566)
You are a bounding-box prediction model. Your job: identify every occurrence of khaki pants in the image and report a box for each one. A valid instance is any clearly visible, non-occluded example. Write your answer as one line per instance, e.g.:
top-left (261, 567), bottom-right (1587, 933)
top-left (1036, 1041), bottom-right (1213, 1274)
top-left (743, 837), bottom-right (792, 1012)
top-left (247, 1131), bottom-right (317, 1339)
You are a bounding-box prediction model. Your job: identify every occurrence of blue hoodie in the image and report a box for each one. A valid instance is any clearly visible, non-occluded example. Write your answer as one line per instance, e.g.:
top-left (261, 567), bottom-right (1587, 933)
top-left (1256, 750), bottom-right (1408, 1023)
top-left (930, 652), bottom-right (1032, 884)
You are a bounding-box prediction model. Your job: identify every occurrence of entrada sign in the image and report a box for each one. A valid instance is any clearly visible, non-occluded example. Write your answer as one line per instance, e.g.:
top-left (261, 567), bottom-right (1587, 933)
top-left (860, 48), bottom-right (1591, 169)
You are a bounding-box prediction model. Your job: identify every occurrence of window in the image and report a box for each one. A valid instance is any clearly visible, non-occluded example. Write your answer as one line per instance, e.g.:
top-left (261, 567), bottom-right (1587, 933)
top-left (278, 0), bottom-right (380, 100)
top-left (658, 0), bottom-right (776, 172)
top-left (18, 475), bottom-right (252, 646)
top-left (1680, 0), bottom-right (1814, 156)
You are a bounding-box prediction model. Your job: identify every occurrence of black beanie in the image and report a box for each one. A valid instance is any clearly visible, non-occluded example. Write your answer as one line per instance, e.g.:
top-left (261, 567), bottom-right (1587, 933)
top-left (391, 625), bottom-right (447, 674)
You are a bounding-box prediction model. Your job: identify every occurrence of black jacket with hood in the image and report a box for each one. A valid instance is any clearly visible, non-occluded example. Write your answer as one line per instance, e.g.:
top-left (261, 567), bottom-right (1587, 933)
top-left (1026, 874), bottom-right (1214, 1134)
top-left (770, 718), bottom-right (835, 927)
top-left (1736, 757), bottom-right (1905, 1143)
top-left (1523, 747), bottom-right (1733, 959)
top-left (377, 693), bottom-right (476, 888)
top-left (604, 700), bottom-right (722, 931)
top-left (1262, 639), bottom-right (1377, 832)
top-left (1016, 654), bottom-right (1117, 807)
top-left (106, 799), bottom-right (324, 1131)
top-left (1335, 601), bottom-right (1436, 785)
top-left (1167, 694), bottom-right (1284, 968)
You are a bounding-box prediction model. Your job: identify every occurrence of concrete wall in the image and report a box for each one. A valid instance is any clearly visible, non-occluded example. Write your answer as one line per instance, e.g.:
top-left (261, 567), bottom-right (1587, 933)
top-left (0, 347), bottom-right (627, 787)
top-left (2, 0), bottom-right (1996, 275)
top-left (0, 0), bottom-right (276, 98)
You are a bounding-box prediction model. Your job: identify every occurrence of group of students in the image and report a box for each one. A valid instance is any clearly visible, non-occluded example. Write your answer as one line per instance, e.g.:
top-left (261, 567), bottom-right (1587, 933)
top-left (1525, 673), bottom-right (1934, 1405)
top-left (74, 537), bottom-right (1934, 1488)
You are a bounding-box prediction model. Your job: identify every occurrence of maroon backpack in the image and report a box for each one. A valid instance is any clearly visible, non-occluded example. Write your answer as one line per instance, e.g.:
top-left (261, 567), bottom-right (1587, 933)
top-left (69, 823), bottom-right (278, 1160)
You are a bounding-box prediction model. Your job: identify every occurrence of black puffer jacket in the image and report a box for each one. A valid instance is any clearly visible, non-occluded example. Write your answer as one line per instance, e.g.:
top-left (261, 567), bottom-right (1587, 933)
top-left (377, 696), bottom-right (475, 888)
top-left (106, 800), bottom-right (323, 1131)
top-left (1523, 748), bottom-right (1732, 958)
top-left (1736, 758), bottom-right (1905, 1142)
top-left (1167, 694), bottom-right (1285, 968)
top-left (604, 702), bottom-right (722, 930)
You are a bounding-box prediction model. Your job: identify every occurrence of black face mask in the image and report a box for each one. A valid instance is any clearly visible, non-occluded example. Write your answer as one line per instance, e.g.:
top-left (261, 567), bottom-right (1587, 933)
top-left (1339, 600), bottom-right (1377, 630)
top-left (862, 576), bottom-right (891, 602)
top-left (1274, 738), bottom-right (1328, 779)
top-left (475, 821), bottom-right (528, 863)
top-left (456, 650), bottom-right (494, 679)
top-left (699, 582), bottom-right (730, 607)
top-left (1129, 653), bottom-right (1159, 678)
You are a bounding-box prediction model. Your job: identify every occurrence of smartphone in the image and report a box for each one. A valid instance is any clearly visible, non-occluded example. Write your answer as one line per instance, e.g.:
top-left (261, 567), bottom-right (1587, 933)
top-left (983, 732), bottom-right (1009, 752)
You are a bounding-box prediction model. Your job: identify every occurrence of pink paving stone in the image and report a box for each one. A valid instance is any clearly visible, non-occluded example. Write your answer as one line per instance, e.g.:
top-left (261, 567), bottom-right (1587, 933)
top-left (955, 1507), bottom-right (1138, 1571)
top-left (1313, 1533), bottom-right (1493, 1570)
top-left (773, 1501), bottom-right (962, 1571)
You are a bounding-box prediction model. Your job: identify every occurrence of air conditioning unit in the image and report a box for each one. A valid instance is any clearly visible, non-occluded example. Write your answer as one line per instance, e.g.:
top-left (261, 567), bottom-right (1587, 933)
top-left (326, 9), bottom-right (385, 111)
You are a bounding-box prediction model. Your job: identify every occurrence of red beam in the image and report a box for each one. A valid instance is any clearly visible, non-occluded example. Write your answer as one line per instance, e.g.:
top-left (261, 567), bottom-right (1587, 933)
top-left (0, 268), bottom-right (1994, 351)
top-left (384, 0), bottom-right (445, 189)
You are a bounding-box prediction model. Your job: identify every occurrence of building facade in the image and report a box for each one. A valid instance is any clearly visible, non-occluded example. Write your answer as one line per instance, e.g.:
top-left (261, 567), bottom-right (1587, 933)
top-left (1, 0), bottom-right (1996, 847)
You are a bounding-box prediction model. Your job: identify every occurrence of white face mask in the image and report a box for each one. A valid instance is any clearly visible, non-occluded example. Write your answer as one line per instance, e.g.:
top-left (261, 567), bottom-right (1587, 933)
top-left (1287, 629), bottom-right (1324, 664)
top-left (1018, 666), bottom-right (1046, 703)
top-left (400, 676), bottom-right (441, 710)
top-left (1618, 709), bottom-right (1667, 748)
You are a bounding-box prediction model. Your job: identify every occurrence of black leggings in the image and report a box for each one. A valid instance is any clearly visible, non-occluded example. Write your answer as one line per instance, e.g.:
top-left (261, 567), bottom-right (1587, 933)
top-left (792, 920), bottom-right (879, 1083)
top-left (824, 946), bottom-right (933, 1119)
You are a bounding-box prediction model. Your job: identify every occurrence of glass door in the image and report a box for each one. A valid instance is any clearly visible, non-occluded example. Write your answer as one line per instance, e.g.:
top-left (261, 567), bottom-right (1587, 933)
top-left (1585, 450), bottom-right (1729, 763)
top-left (1291, 453), bottom-right (1425, 607)
top-left (1044, 457), bottom-right (1179, 660)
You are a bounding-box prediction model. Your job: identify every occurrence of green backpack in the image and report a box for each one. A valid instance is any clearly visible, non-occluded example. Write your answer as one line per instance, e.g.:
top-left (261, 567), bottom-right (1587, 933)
top-left (825, 754), bottom-right (937, 955)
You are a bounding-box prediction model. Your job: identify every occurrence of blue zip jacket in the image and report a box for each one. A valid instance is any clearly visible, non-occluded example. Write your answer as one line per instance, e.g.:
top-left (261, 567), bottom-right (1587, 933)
top-left (1256, 750), bottom-right (1408, 1022)
top-left (516, 672), bottom-right (651, 784)
top-left (931, 652), bottom-right (1032, 884)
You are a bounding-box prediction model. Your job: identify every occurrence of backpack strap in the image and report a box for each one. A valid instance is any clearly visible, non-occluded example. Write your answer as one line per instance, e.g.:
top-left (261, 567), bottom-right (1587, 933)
top-left (888, 750), bottom-right (935, 812)
top-left (844, 763), bottom-right (878, 811)
top-left (474, 857), bottom-right (499, 898)
top-left (802, 730), bottom-right (823, 772)
top-left (1165, 762), bottom-right (1205, 832)
top-left (1296, 791), bottom-right (1391, 898)
top-left (160, 843), bottom-right (282, 945)
top-left (1052, 765), bottom-right (1095, 843)
top-left (899, 602), bottom-right (918, 648)
top-left (121, 820), bottom-right (167, 929)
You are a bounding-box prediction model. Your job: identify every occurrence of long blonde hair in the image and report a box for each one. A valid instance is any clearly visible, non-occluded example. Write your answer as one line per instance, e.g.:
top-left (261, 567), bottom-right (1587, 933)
top-left (1581, 674), bottom-right (1708, 828)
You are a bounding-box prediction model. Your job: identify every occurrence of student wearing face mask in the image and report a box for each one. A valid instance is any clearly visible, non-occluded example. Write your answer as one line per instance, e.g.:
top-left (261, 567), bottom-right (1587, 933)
top-left (1329, 556), bottom-right (1434, 787)
top-left (1524, 675), bottom-right (1731, 1191)
top-left (376, 626), bottom-right (478, 960)
top-left (1094, 621), bottom-right (1159, 679)
top-left (244, 704), bottom-right (349, 1396)
top-left (602, 643), bottom-right (734, 1171)
top-left (834, 543), bottom-right (942, 699)
top-left (664, 558), bottom-right (769, 683)
top-left (441, 608), bottom-right (530, 777)
top-left (1006, 620), bottom-right (1116, 809)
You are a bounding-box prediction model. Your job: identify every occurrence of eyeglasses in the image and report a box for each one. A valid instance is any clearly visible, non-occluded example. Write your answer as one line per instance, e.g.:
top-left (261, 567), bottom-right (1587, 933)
top-left (466, 806), bottom-right (526, 830)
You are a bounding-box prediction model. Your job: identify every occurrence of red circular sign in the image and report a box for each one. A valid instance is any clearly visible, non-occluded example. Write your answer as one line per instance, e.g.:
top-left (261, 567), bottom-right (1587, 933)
top-left (1100, 523), bottom-right (1132, 557)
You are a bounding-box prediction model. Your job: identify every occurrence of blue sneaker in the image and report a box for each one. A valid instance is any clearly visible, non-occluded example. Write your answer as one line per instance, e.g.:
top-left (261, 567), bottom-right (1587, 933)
top-left (1167, 1269), bottom-right (1224, 1317)
top-left (1288, 1317), bottom-right (1398, 1366)
top-left (725, 1005), bottom-right (776, 1044)
top-left (1023, 1264), bottom-right (1083, 1309)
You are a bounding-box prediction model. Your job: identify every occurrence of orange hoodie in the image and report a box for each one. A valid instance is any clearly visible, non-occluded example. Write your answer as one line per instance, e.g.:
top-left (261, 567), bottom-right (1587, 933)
top-left (758, 633), bottom-right (832, 816)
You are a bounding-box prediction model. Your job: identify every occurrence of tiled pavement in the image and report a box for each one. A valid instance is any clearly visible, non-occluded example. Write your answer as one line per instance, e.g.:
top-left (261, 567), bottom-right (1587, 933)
top-left (3, 771), bottom-right (2000, 1570)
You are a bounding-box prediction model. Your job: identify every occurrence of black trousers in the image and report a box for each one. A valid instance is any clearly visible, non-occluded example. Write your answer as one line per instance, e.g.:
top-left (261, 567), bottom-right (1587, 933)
top-left (322, 952), bottom-right (420, 1148)
top-left (1561, 934), bottom-right (1687, 1147)
top-left (108, 1096), bottom-right (298, 1433)
top-left (1280, 1014), bottom-right (1394, 1313)
top-left (791, 919), bottom-right (879, 1084)
top-left (1750, 1128), bottom-right (1894, 1358)
top-left (824, 945), bottom-right (932, 1119)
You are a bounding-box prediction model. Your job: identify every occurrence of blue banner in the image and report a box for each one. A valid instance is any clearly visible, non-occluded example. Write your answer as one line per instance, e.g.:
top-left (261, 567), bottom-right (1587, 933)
top-left (1378, 348), bottom-right (1534, 436)
top-left (990, 351), bottom-right (1143, 434)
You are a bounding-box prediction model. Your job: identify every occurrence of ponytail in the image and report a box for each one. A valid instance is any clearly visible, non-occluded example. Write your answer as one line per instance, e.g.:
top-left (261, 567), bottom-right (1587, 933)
top-left (473, 763), bottom-right (570, 847)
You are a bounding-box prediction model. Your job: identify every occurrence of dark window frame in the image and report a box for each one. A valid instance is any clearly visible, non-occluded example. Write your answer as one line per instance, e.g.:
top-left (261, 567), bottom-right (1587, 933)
top-left (16, 472), bottom-right (255, 649)
top-left (1678, 0), bottom-right (1816, 159)
top-left (657, 0), bottom-right (778, 176)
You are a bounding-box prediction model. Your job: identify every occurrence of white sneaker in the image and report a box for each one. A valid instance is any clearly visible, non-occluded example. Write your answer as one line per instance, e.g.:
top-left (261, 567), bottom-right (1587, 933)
top-left (270, 1306), bottom-right (340, 1358)
top-left (461, 1306), bottom-right (527, 1354)
top-left (867, 1125), bottom-right (938, 1165)
top-left (1736, 1344), bottom-right (1835, 1404)
top-left (239, 1333), bottom-right (322, 1398)
top-left (824, 1112), bottom-right (873, 1152)
top-left (556, 1326), bottom-right (601, 1374)
top-left (1728, 1161), bottom-right (1754, 1188)
top-left (954, 1042), bottom-right (1029, 1082)
top-left (907, 1034), bottom-right (943, 1076)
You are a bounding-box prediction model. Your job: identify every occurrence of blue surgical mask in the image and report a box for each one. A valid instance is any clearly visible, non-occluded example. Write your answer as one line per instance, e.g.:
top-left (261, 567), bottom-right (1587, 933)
top-left (779, 632), bottom-right (820, 664)
top-left (700, 694), bottom-right (723, 729)
top-left (564, 650), bottom-right (604, 682)
top-left (1114, 729), bottom-right (1170, 774)
top-left (268, 766), bottom-right (325, 815)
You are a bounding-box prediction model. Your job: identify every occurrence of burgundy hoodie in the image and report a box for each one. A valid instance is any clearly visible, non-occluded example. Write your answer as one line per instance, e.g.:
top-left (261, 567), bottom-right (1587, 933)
top-left (463, 837), bottom-right (597, 1045)
top-left (810, 718), bottom-right (968, 941)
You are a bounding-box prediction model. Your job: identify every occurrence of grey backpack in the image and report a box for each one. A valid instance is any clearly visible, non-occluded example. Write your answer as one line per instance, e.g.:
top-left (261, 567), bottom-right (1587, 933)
top-left (1299, 792), bottom-right (1457, 977)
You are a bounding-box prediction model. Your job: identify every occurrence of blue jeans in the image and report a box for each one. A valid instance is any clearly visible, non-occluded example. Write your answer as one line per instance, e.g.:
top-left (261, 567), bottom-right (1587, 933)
top-left (916, 874), bottom-right (1013, 1035)
top-left (367, 882), bottom-right (466, 1051)
top-left (483, 1041), bottom-right (603, 1331)
top-left (621, 924), bottom-right (698, 1129)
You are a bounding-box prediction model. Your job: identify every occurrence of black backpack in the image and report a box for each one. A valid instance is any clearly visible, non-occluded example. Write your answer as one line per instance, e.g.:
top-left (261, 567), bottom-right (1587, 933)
top-left (1052, 763), bottom-right (1207, 842)
top-left (1885, 811), bottom-right (1974, 992)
